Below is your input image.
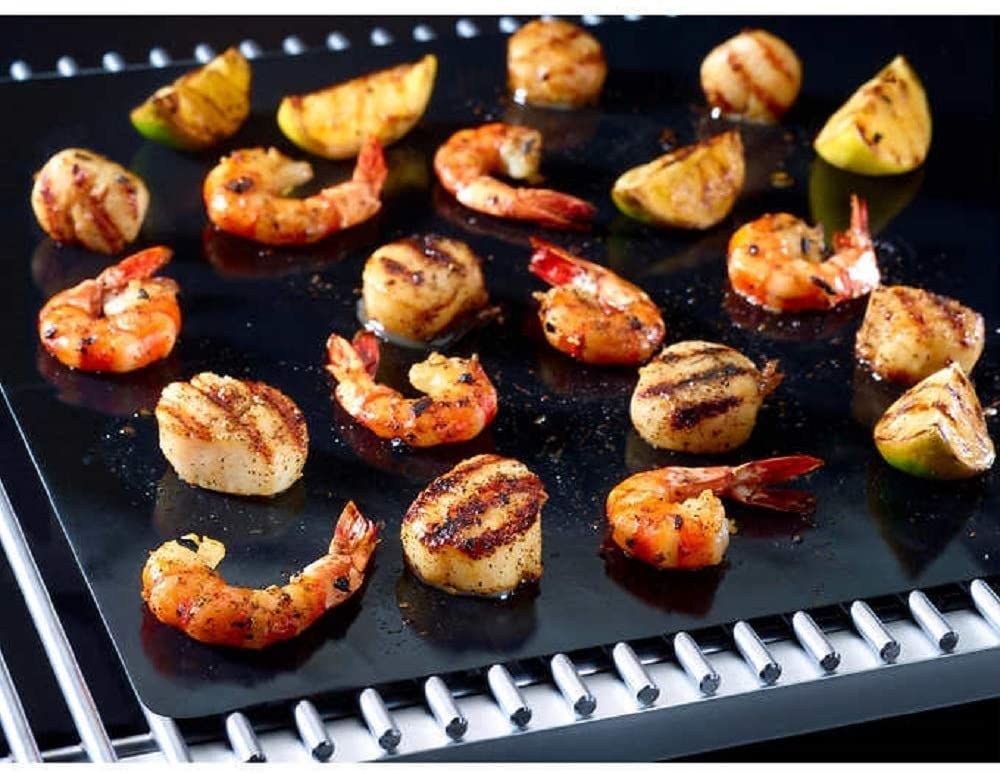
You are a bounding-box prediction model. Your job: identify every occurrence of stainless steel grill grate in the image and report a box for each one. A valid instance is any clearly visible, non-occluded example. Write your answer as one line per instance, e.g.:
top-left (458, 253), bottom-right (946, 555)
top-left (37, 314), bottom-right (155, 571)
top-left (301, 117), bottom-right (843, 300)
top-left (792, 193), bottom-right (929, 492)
top-left (3, 463), bottom-right (999, 761)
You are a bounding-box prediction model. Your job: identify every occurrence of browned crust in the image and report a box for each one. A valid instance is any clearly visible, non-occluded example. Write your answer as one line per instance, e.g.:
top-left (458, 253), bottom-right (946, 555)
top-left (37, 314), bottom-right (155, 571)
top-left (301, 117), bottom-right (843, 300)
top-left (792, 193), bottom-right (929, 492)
top-left (158, 376), bottom-right (307, 463)
top-left (404, 455), bottom-right (547, 559)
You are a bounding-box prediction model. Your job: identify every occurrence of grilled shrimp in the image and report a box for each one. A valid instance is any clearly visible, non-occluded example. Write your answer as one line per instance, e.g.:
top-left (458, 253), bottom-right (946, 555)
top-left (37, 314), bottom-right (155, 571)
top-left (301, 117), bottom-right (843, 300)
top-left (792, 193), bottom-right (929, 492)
top-left (203, 138), bottom-right (387, 246)
top-left (156, 372), bottom-right (309, 497)
top-left (631, 341), bottom-right (782, 454)
top-left (31, 148), bottom-right (149, 254)
top-left (433, 123), bottom-right (596, 229)
top-left (529, 238), bottom-right (665, 365)
top-left (325, 330), bottom-right (498, 447)
top-left (38, 246), bottom-right (180, 373)
top-left (507, 19), bottom-right (607, 108)
top-left (727, 194), bottom-right (879, 313)
top-left (362, 235), bottom-right (491, 343)
top-left (401, 454), bottom-right (546, 596)
top-left (606, 455), bottom-right (823, 570)
top-left (142, 501), bottom-right (378, 649)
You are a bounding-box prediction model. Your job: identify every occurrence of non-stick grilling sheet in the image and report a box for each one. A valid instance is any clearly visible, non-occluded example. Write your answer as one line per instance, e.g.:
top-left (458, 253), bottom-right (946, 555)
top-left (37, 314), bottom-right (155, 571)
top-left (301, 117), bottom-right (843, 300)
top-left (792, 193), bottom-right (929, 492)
top-left (1, 17), bottom-right (998, 719)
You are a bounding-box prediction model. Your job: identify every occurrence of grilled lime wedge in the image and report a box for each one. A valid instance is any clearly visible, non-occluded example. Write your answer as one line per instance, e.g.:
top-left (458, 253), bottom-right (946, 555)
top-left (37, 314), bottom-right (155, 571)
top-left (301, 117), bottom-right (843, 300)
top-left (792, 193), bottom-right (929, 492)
top-left (814, 55), bottom-right (931, 176)
top-left (611, 131), bottom-right (744, 230)
top-left (874, 364), bottom-right (995, 479)
top-left (130, 47), bottom-right (251, 151)
top-left (277, 54), bottom-right (436, 160)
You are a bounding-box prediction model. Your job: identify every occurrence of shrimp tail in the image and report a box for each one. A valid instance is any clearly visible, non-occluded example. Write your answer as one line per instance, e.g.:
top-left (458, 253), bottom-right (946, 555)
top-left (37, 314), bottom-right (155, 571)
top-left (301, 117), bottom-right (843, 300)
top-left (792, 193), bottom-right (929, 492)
top-left (352, 137), bottom-right (389, 193)
top-left (98, 246), bottom-right (173, 289)
top-left (848, 193), bottom-right (869, 240)
top-left (528, 238), bottom-right (585, 286)
top-left (832, 195), bottom-right (879, 298)
top-left (729, 455), bottom-right (824, 515)
top-left (351, 330), bottom-right (381, 377)
top-left (730, 487), bottom-right (818, 515)
top-left (331, 501), bottom-right (380, 554)
top-left (325, 332), bottom-right (367, 380)
top-left (516, 188), bottom-right (596, 229)
top-left (734, 455), bottom-right (824, 485)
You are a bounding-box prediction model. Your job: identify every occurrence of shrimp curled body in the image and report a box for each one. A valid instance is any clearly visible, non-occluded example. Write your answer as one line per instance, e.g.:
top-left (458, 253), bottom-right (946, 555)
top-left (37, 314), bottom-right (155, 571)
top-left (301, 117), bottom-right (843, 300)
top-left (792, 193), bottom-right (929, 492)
top-left (529, 238), bottom-right (665, 365)
top-left (433, 123), bottom-right (595, 229)
top-left (142, 501), bottom-right (379, 649)
top-left (727, 194), bottom-right (879, 313)
top-left (38, 246), bottom-right (180, 373)
top-left (606, 455), bottom-right (823, 570)
top-left (326, 330), bottom-right (498, 447)
top-left (203, 138), bottom-right (387, 246)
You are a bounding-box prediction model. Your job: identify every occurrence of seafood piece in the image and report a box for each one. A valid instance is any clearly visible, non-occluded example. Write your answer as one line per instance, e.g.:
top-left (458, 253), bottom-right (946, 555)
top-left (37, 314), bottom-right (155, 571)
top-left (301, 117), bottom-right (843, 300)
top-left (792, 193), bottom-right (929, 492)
top-left (203, 138), bottom-right (387, 246)
top-left (855, 285), bottom-right (984, 385)
top-left (727, 194), bottom-right (879, 313)
top-left (700, 29), bottom-right (803, 123)
top-left (142, 501), bottom-right (378, 649)
top-left (325, 330), bottom-right (498, 447)
top-left (874, 364), bottom-right (995, 480)
top-left (38, 246), bottom-right (180, 373)
top-left (612, 130), bottom-right (745, 230)
top-left (606, 455), bottom-right (823, 570)
top-left (130, 47), bottom-right (251, 151)
top-left (529, 238), bottom-right (665, 365)
top-left (156, 372), bottom-right (309, 496)
top-left (631, 341), bottom-right (782, 453)
top-left (362, 235), bottom-right (491, 343)
top-left (401, 454), bottom-right (546, 596)
top-left (507, 19), bottom-right (607, 108)
top-left (31, 148), bottom-right (149, 254)
top-left (278, 54), bottom-right (437, 160)
top-left (815, 55), bottom-right (931, 176)
top-left (433, 123), bottom-right (596, 229)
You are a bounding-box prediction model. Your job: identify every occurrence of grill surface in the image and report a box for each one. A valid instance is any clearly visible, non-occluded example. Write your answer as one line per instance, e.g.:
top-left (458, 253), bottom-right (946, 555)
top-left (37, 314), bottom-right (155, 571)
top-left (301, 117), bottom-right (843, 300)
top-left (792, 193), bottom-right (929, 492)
top-left (0, 13), bottom-right (998, 751)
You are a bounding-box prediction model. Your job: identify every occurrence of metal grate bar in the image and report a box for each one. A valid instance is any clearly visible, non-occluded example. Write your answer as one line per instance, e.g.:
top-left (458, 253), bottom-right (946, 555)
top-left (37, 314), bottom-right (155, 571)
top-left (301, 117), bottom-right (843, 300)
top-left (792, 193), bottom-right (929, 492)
top-left (1, 15), bottom-right (540, 83)
top-left (0, 479), bottom-right (116, 762)
top-left (141, 705), bottom-right (190, 762)
top-left (0, 644), bottom-right (42, 762)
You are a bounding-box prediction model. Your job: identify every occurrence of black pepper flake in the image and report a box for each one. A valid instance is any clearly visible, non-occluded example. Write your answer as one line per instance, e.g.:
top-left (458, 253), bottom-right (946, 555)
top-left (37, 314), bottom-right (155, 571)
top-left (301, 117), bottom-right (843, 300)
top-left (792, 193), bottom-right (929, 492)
top-left (673, 515), bottom-right (683, 530)
top-left (748, 244), bottom-right (759, 256)
top-left (544, 322), bottom-right (557, 333)
top-left (872, 132), bottom-right (883, 144)
top-left (334, 576), bottom-right (350, 592)
top-left (177, 536), bottom-right (199, 552)
top-left (810, 275), bottom-right (836, 295)
top-left (44, 326), bottom-right (57, 339)
top-left (81, 335), bottom-right (96, 346)
top-left (225, 176), bottom-right (255, 194)
top-left (800, 237), bottom-right (811, 255)
top-left (137, 288), bottom-right (149, 300)
top-left (457, 372), bottom-right (474, 384)
top-left (411, 397), bottom-right (433, 417)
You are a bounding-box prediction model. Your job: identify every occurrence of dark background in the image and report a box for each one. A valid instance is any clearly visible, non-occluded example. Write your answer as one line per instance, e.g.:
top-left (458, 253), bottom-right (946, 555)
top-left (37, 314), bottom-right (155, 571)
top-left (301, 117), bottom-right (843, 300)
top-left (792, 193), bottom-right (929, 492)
top-left (0, 14), bottom-right (998, 761)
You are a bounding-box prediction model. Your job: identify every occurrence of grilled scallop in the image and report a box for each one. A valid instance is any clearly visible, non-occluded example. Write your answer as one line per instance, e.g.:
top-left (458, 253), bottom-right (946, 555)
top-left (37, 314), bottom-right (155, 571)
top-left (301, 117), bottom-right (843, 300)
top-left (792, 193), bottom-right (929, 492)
top-left (31, 148), bottom-right (149, 254)
top-left (401, 454), bottom-right (546, 597)
top-left (631, 341), bottom-right (782, 453)
top-left (156, 372), bottom-right (308, 496)
top-left (700, 29), bottom-right (802, 124)
top-left (507, 19), bottom-right (607, 109)
top-left (855, 285), bottom-right (985, 385)
top-left (361, 235), bottom-right (490, 343)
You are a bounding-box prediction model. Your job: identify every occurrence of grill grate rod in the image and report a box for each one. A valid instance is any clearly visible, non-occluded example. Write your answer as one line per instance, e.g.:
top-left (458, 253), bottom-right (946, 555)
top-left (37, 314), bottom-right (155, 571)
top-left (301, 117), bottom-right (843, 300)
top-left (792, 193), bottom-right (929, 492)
top-left (0, 478), bottom-right (116, 762)
top-left (0, 643), bottom-right (42, 762)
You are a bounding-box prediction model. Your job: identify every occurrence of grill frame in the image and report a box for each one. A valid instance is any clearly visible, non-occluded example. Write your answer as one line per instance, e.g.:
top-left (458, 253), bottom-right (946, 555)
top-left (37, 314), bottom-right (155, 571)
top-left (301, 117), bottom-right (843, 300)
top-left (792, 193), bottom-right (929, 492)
top-left (1, 15), bottom-right (998, 761)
